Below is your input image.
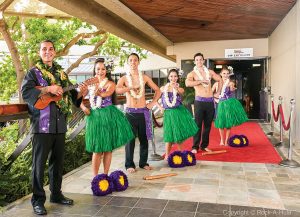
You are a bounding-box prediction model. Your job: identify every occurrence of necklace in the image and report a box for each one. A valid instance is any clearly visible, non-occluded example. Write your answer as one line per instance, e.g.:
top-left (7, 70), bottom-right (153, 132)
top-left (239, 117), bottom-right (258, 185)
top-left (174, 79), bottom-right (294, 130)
top-left (193, 65), bottom-right (211, 87)
top-left (126, 71), bottom-right (144, 99)
top-left (164, 83), bottom-right (178, 107)
top-left (89, 78), bottom-right (108, 109)
top-left (35, 59), bottom-right (72, 115)
top-left (219, 79), bottom-right (230, 98)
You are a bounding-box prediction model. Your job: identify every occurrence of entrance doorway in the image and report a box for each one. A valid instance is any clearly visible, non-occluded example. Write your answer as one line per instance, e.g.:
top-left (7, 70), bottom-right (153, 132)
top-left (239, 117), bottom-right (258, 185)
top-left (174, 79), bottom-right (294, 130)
top-left (181, 58), bottom-right (269, 119)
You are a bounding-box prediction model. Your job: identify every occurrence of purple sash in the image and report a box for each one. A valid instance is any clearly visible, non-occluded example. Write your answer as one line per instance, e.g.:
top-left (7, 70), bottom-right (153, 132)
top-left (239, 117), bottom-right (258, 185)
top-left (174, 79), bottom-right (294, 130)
top-left (33, 67), bottom-right (50, 133)
top-left (125, 107), bottom-right (152, 140)
top-left (195, 96), bottom-right (214, 102)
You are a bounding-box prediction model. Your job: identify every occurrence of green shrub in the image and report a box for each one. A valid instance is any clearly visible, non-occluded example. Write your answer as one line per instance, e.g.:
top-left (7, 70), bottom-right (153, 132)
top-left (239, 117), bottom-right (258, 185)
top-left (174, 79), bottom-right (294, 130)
top-left (0, 125), bottom-right (90, 207)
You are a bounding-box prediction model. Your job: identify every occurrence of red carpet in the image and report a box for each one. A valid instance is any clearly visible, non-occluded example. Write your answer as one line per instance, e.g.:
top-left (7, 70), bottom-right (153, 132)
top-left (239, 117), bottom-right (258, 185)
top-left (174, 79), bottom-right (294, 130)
top-left (169, 122), bottom-right (282, 164)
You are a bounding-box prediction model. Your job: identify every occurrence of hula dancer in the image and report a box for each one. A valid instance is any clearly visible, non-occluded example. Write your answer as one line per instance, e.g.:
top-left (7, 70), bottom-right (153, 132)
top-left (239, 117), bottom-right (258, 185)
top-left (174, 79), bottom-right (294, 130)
top-left (185, 53), bottom-right (223, 153)
top-left (157, 69), bottom-right (198, 160)
top-left (214, 66), bottom-right (248, 146)
top-left (80, 58), bottom-right (134, 177)
top-left (116, 53), bottom-right (161, 173)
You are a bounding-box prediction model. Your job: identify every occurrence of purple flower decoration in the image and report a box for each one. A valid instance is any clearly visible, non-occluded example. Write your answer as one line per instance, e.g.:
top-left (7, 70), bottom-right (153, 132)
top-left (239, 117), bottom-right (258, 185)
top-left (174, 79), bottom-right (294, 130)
top-left (91, 174), bottom-right (113, 196)
top-left (239, 134), bottom-right (249, 146)
top-left (168, 151), bottom-right (185, 168)
top-left (182, 151), bottom-right (196, 166)
top-left (109, 170), bottom-right (129, 192)
top-left (228, 135), bottom-right (248, 147)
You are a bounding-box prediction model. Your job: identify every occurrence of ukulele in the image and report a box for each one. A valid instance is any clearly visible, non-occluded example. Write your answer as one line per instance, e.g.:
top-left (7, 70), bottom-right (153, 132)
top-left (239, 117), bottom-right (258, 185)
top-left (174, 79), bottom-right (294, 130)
top-left (34, 77), bottom-right (99, 110)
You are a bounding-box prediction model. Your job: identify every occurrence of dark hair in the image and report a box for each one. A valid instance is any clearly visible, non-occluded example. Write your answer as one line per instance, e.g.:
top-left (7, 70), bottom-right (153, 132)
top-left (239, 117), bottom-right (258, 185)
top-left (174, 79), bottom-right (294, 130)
top-left (168, 68), bottom-right (179, 77)
top-left (193, 52), bottom-right (204, 60)
top-left (220, 65), bottom-right (230, 73)
top-left (167, 68), bottom-right (180, 83)
top-left (127, 53), bottom-right (140, 61)
top-left (93, 58), bottom-right (117, 104)
top-left (39, 39), bottom-right (55, 50)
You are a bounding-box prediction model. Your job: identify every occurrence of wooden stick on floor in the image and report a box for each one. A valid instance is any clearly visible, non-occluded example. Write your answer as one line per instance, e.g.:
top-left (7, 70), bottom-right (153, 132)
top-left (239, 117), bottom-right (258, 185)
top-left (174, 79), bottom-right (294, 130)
top-left (202, 150), bottom-right (227, 156)
top-left (143, 173), bottom-right (177, 180)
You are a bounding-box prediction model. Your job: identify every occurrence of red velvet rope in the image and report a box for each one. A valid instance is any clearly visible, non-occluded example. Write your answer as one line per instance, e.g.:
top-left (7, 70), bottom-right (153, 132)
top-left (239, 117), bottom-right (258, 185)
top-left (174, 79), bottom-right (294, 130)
top-left (271, 100), bottom-right (280, 122)
top-left (278, 104), bottom-right (291, 131)
top-left (152, 112), bottom-right (163, 128)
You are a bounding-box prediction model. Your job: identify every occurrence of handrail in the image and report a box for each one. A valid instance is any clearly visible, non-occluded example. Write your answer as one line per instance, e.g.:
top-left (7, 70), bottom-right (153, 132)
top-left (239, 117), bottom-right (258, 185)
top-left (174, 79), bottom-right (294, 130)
top-left (0, 93), bottom-right (155, 122)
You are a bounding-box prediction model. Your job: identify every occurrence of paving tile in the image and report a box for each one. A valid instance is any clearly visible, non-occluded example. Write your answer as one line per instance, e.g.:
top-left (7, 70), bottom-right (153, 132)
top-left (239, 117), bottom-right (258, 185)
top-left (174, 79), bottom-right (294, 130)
top-left (134, 198), bottom-right (167, 210)
top-left (160, 210), bottom-right (195, 217)
top-left (106, 196), bottom-right (139, 207)
top-left (165, 200), bottom-right (198, 212)
top-left (197, 202), bottom-right (229, 215)
top-left (126, 208), bottom-right (162, 217)
top-left (230, 205), bottom-right (265, 217)
top-left (94, 205), bottom-right (131, 217)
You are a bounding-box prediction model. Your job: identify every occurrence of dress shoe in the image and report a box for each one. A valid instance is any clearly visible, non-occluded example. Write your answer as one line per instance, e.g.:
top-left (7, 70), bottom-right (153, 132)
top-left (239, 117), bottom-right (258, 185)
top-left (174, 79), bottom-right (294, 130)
top-left (33, 204), bottom-right (47, 215)
top-left (50, 195), bottom-right (74, 205)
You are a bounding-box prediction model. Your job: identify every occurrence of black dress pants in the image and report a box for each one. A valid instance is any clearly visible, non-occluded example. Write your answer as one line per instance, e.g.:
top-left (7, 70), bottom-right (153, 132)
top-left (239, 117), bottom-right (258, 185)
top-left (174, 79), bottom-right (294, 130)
top-left (125, 113), bottom-right (149, 169)
top-left (192, 101), bottom-right (215, 150)
top-left (31, 133), bottom-right (65, 206)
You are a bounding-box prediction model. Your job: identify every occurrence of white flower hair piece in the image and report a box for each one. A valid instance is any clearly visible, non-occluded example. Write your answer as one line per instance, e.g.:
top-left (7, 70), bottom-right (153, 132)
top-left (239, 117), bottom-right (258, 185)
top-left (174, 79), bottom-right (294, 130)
top-left (228, 66), bottom-right (234, 76)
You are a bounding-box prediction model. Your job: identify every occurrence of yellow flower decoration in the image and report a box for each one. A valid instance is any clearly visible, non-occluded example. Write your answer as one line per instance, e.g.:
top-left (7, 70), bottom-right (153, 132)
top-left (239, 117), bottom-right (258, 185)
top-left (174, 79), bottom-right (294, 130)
top-left (187, 154), bottom-right (193, 163)
top-left (173, 155), bottom-right (183, 165)
top-left (119, 176), bottom-right (125, 186)
top-left (99, 179), bottom-right (109, 191)
top-left (233, 138), bottom-right (241, 145)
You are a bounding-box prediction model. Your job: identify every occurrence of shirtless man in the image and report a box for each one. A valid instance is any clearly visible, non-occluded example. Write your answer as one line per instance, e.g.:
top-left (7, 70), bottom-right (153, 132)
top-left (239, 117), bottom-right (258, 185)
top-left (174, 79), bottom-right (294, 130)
top-left (116, 53), bottom-right (161, 173)
top-left (185, 53), bottom-right (222, 153)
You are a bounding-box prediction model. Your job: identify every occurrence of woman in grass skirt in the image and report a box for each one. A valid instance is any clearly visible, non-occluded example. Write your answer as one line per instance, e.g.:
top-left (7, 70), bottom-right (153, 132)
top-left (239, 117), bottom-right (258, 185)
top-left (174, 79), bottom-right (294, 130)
top-left (157, 69), bottom-right (198, 160)
top-left (214, 66), bottom-right (248, 146)
top-left (81, 58), bottom-right (134, 176)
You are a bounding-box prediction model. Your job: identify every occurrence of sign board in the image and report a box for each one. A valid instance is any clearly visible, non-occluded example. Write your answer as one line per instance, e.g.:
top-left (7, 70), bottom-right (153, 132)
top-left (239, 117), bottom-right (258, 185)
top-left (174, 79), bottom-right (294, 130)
top-left (225, 48), bottom-right (253, 58)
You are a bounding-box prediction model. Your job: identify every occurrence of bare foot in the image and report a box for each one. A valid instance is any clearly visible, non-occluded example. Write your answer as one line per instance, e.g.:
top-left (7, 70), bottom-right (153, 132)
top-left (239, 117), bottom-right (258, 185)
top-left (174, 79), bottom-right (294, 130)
top-left (164, 156), bottom-right (168, 161)
top-left (143, 165), bottom-right (153, 170)
top-left (220, 143), bottom-right (225, 146)
top-left (191, 149), bottom-right (197, 154)
top-left (126, 168), bottom-right (136, 173)
top-left (203, 148), bottom-right (212, 152)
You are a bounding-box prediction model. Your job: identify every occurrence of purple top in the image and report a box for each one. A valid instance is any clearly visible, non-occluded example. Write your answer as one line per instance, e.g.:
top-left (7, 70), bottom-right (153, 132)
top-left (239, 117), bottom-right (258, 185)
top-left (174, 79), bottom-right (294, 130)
top-left (90, 88), bottom-right (112, 108)
top-left (125, 107), bottom-right (152, 140)
top-left (219, 87), bottom-right (234, 101)
top-left (195, 96), bottom-right (214, 102)
top-left (161, 92), bottom-right (182, 109)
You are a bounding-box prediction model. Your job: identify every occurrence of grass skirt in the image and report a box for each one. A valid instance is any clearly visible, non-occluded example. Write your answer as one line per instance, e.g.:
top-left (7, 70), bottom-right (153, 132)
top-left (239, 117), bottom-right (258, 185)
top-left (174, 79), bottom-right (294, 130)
top-left (163, 105), bottom-right (198, 143)
top-left (214, 98), bottom-right (248, 129)
top-left (85, 105), bottom-right (134, 153)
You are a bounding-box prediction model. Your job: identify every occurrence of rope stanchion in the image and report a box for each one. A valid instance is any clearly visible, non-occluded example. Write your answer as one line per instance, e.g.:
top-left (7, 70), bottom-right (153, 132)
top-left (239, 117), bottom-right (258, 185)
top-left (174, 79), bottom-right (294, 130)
top-left (279, 99), bottom-right (300, 168)
top-left (267, 94), bottom-right (274, 136)
top-left (278, 104), bottom-right (291, 131)
top-left (274, 96), bottom-right (283, 147)
top-left (148, 111), bottom-right (163, 161)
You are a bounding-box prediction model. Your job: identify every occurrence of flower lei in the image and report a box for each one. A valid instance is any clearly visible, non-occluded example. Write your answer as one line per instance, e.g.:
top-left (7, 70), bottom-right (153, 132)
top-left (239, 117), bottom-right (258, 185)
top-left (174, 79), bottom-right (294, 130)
top-left (126, 71), bottom-right (144, 99)
top-left (193, 65), bottom-right (211, 87)
top-left (164, 83), bottom-right (178, 107)
top-left (219, 79), bottom-right (230, 98)
top-left (35, 59), bottom-right (72, 115)
top-left (88, 78), bottom-right (108, 109)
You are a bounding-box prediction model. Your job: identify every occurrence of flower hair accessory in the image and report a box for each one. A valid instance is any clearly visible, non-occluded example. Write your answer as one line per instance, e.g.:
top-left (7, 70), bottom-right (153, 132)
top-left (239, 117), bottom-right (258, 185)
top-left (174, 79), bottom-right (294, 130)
top-left (228, 66), bottom-right (234, 76)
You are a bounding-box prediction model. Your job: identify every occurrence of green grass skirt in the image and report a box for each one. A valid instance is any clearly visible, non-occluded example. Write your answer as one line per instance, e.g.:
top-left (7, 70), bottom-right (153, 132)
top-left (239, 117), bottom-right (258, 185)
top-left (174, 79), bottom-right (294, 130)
top-left (163, 105), bottom-right (199, 143)
top-left (214, 98), bottom-right (248, 129)
top-left (85, 105), bottom-right (134, 153)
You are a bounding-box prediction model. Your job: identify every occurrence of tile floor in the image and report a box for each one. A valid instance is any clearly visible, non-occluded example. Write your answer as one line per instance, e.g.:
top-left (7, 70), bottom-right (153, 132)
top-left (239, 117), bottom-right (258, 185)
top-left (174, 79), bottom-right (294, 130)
top-left (2, 121), bottom-right (300, 217)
